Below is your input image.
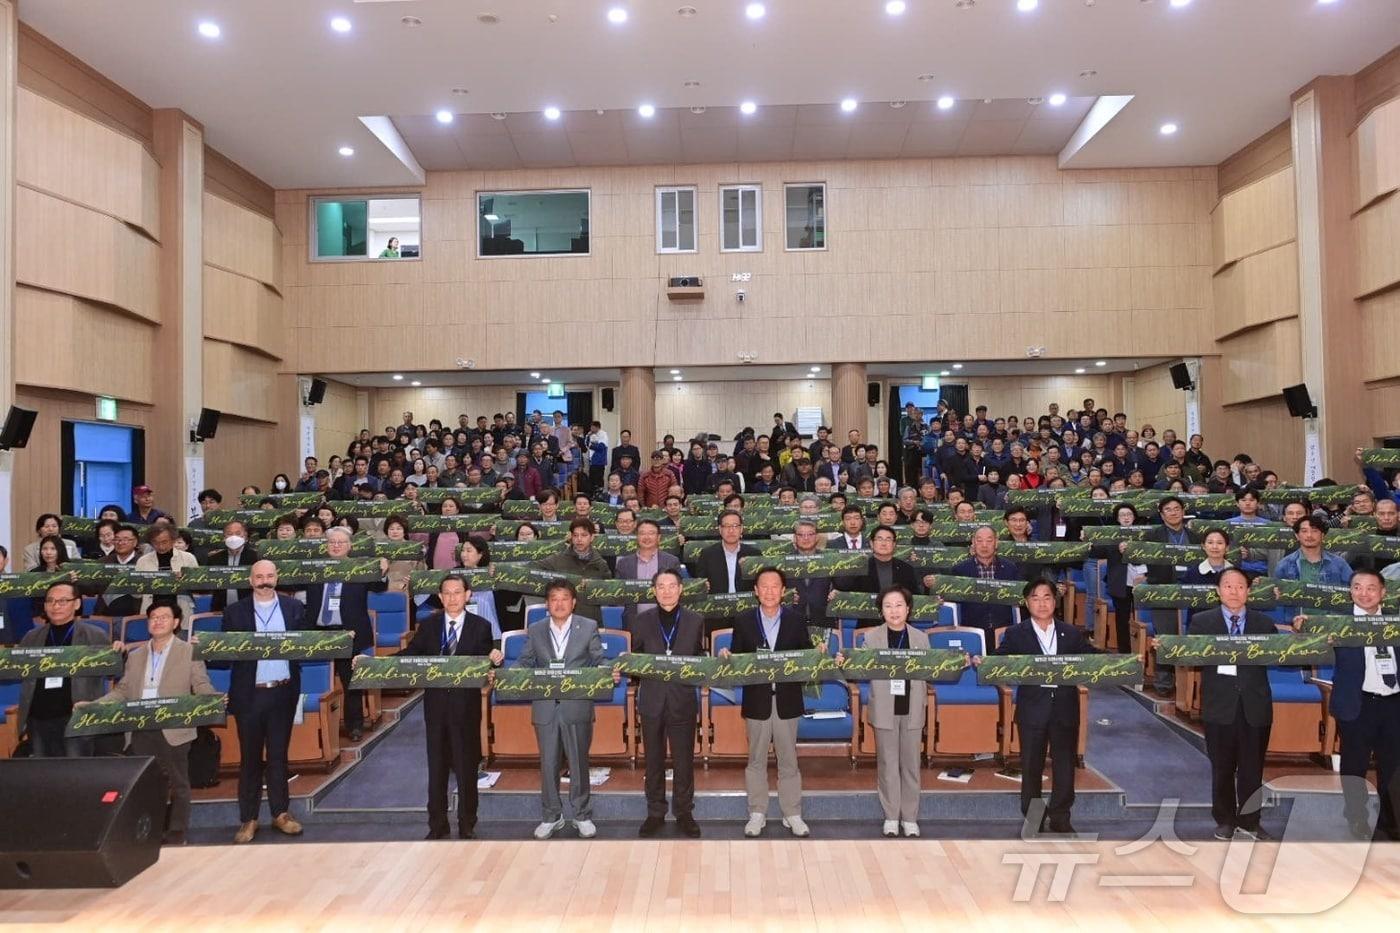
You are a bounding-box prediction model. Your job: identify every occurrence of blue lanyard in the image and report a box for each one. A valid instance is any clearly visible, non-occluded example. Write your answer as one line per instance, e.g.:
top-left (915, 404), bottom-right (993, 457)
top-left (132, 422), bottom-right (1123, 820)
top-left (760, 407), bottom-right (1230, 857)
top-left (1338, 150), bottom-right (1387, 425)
top-left (47, 624), bottom-right (75, 647)
top-left (253, 602), bottom-right (280, 632)
top-left (659, 615), bottom-right (679, 654)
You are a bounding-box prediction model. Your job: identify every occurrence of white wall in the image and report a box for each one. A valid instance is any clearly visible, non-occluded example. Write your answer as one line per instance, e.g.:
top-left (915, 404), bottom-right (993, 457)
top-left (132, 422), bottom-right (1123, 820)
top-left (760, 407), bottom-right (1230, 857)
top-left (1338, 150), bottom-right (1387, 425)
top-left (655, 378), bottom-right (831, 443)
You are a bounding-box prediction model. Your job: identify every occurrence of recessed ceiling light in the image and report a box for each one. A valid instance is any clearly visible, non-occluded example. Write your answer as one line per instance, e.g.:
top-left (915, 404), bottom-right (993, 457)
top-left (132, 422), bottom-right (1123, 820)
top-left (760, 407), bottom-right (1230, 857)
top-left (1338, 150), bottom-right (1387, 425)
top-left (544, 106), bottom-right (562, 120)
top-left (937, 96), bottom-right (955, 110)
top-left (886, 1), bottom-right (908, 15)
top-left (435, 110), bottom-right (454, 124)
top-left (1159, 122), bottom-right (1178, 135)
top-left (197, 21), bottom-right (221, 39)
top-left (401, 15), bottom-right (422, 27)
top-left (678, 6), bottom-right (698, 17)
top-left (940, 370), bottom-right (951, 377)
top-left (1074, 368), bottom-right (1086, 374)
top-left (477, 13), bottom-right (499, 25)
top-left (952, 363), bottom-right (963, 369)
top-left (338, 146), bottom-right (354, 157)
top-left (745, 2), bottom-right (766, 19)
top-left (330, 16), bottom-right (352, 33)
top-left (1094, 360), bottom-right (1107, 367)
top-left (1048, 93), bottom-right (1067, 106)
top-left (917, 73), bottom-right (936, 82)
top-left (956, 0), bottom-right (976, 7)
top-left (410, 380), bottom-right (422, 387)
top-left (673, 375), bottom-right (683, 381)
top-left (810, 366), bottom-right (821, 372)
top-left (483, 213), bottom-right (500, 222)
top-left (638, 103), bottom-right (656, 118)
top-left (490, 112), bottom-right (508, 120)
top-left (451, 87), bottom-right (470, 96)
top-left (1027, 97), bottom-right (1044, 106)
top-left (530, 372), bottom-right (541, 378)
top-left (670, 369), bottom-right (681, 375)
top-left (608, 7), bottom-right (629, 24)
top-left (840, 98), bottom-right (859, 112)
top-left (1169, 0), bottom-right (1192, 6)
top-left (690, 106), bottom-right (707, 114)
top-left (684, 79), bottom-right (701, 88)
top-left (739, 100), bottom-right (757, 115)
top-left (1317, 0), bottom-right (1339, 4)
top-left (889, 100), bottom-right (907, 109)
top-left (1017, 0), bottom-right (1038, 10)
top-left (392, 374), bottom-right (404, 381)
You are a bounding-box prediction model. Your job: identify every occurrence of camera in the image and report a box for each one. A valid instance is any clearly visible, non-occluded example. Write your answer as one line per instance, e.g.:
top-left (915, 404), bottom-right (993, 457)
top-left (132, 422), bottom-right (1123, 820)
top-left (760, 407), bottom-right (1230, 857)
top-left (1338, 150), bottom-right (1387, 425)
top-left (736, 289), bottom-right (747, 303)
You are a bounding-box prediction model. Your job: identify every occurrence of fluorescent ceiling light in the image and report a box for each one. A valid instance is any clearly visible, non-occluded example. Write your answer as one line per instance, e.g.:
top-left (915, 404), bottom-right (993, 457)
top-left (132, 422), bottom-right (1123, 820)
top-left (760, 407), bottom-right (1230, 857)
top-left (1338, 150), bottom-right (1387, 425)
top-left (392, 374), bottom-right (404, 381)
top-left (937, 96), bottom-right (955, 110)
top-left (886, 1), bottom-right (907, 14)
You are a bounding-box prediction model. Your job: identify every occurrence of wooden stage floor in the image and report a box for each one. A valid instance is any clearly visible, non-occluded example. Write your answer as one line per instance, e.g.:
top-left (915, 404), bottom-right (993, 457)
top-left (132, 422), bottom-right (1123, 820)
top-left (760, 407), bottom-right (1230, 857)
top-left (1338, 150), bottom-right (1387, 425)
top-left (3, 839), bottom-right (1397, 931)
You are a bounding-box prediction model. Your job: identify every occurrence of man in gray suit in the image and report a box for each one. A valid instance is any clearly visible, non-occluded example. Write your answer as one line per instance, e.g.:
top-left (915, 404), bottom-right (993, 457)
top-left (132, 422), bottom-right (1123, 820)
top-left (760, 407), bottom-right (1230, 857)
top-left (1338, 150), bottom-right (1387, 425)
top-left (516, 578), bottom-right (618, 839)
top-left (613, 519), bottom-right (681, 630)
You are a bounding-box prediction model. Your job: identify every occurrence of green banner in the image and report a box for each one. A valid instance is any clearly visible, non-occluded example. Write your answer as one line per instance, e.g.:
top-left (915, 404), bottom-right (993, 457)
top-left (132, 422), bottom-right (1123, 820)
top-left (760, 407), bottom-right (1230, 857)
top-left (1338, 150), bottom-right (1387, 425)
top-left (0, 570), bottom-right (80, 599)
top-left (490, 563), bottom-right (581, 597)
top-left (104, 569), bottom-right (179, 595)
top-left (489, 540), bottom-right (568, 563)
top-left (66, 694), bottom-right (227, 737)
top-left (492, 666), bottom-right (614, 700)
top-left (824, 591), bottom-right (947, 623)
top-left (499, 500), bottom-right (541, 519)
top-left (239, 492), bottom-right (322, 509)
top-left (1059, 499), bottom-right (1119, 519)
top-left (192, 629), bottom-right (353, 661)
top-left (686, 592), bottom-right (772, 618)
top-left (892, 546), bottom-right (965, 571)
top-left (256, 538), bottom-right (423, 561)
top-left (0, 645), bottom-right (122, 679)
top-left (1123, 542), bottom-right (1242, 567)
top-left (408, 567), bottom-right (495, 595)
top-left (271, 558), bottom-right (384, 587)
top-left (1258, 485), bottom-right (1362, 507)
top-left (1248, 578), bottom-right (1354, 611)
top-left (712, 648), bottom-right (840, 687)
top-left (1155, 634), bottom-right (1332, 666)
top-left (576, 577), bottom-right (709, 606)
top-left (1079, 525), bottom-right (1159, 544)
top-left (349, 656), bottom-right (492, 689)
top-left (1005, 489), bottom-right (1067, 508)
top-left (739, 550), bottom-right (869, 580)
top-left (840, 647), bottom-right (966, 682)
top-left (615, 653), bottom-right (719, 685)
top-left (1301, 614), bottom-right (1400, 648)
top-left (58, 515), bottom-right (98, 536)
top-left (590, 533), bottom-right (683, 558)
top-left (331, 500), bottom-right (415, 518)
top-left (204, 509), bottom-right (289, 530)
top-left (923, 577), bottom-right (1027, 606)
top-left (684, 496), bottom-right (722, 515)
top-left (493, 520), bottom-right (568, 539)
top-left (415, 487), bottom-right (500, 506)
top-left (1000, 541), bottom-right (1092, 565)
top-left (407, 513), bottom-right (498, 533)
top-left (1359, 449), bottom-right (1400, 468)
top-left (1131, 583), bottom-right (1220, 609)
top-left (977, 654), bottom-right (1142, 686)
top-left (1188, 521), bottom-right (1296, 549)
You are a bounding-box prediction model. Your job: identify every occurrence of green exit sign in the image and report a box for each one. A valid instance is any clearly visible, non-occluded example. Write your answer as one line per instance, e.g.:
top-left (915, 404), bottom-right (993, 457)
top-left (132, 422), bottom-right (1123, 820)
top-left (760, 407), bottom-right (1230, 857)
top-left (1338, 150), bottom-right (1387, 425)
top-left (95, 396), bottom-right (118, 422)
top-left (546, 382), bottom-right (565, 399)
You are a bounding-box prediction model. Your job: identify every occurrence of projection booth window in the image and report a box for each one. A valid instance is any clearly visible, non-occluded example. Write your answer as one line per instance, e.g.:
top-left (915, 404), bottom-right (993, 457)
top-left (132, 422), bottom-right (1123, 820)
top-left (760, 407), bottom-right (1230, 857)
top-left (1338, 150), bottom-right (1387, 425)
top-left (310, 196), bottom-right (422, 261)
top-left (477, 190), bottom-right (591, 257)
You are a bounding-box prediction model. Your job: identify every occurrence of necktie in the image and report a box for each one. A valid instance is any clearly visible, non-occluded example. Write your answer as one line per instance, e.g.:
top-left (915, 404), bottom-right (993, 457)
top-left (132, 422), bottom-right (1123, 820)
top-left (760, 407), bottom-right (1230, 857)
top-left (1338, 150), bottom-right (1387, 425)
top-left (1229, 614), bottom-right (1243, 636)
top-left (444, 620), bottom-right (458, 656)
top-left (1384, 647), bottom-right (1397, 689)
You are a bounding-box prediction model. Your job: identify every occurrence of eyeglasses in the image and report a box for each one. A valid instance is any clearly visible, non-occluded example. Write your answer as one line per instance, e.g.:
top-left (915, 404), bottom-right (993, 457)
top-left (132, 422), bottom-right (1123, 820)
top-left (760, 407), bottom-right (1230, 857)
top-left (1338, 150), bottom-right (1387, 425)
top-left (44, 597), bottom-right (77, 605)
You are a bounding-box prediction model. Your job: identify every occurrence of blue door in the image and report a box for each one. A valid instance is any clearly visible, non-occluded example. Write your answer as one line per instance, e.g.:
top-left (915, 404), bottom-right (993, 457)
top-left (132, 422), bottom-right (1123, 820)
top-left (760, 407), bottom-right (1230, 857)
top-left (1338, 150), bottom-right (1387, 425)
top-left (70, 422), bottom-right (136, 518)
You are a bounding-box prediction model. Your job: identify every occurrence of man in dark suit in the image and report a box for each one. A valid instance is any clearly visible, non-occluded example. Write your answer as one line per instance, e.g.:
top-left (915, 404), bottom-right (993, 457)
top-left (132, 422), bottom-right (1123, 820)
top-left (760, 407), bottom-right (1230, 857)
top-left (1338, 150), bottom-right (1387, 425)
top-left (935, 526), bottom-right (1021, 651)
top-left (788, 518), bottom-right (833, 628)
top-left (362, 573), bottom-right (502, 839)
top-left (829, 506), bottom-right (868, 550)
top-left (833, 525), bottom-right (922, 595)
top-left (302, 527), bottom-right (388, 742)
top-left (721, 567), bottom-right (814, 838)
top-left (610, 430), bottom-right (641, 472)
top-left (613, 519), bottom-right (681, 631)
top-left (981, 577), bottom-right (1099, 835)
top-left (695, 510), bottom-right (759, 619)
top-left (1311, 569), bottom-right (1399, 840)
top-left (205, 519), bottom-right (259, 611)
top-left (1141, 497), bottom-right (1198, 696)
top-left (1186, 568), bottom-right (1275, 840)
top-left (628, 569), bottom-right (704, 837)
top-left (218, 560), bottom-right (308, 845)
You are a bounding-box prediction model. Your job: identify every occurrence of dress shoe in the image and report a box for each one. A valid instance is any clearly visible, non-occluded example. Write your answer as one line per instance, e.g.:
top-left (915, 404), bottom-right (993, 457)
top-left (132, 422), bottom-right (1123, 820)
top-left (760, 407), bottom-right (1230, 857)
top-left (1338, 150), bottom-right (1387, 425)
top-left (459, 825), bottom-right (476, 840)
top-left (349, 727), bottom-right (364, 743)
top-left (162, 831), bottom-right (187, 846)
top-left (882, 820), bottom-right (899, 838)
top-left (1235, 826), bottom-right (1271, 842)
top-left (534, 818), bottom-right (566, 840)
top-left (677, 815), bottom-right (701, 838)
top-left (1046, 821), bottom-right (1076, 836)
top-left (1213, 824), bottom-right (1234, 841)
top-left (233, 821), bottom-right (258, 845)
top-left (425, 828), bottom-right (450, 841)
top-left (782, 816), bottom-right (810, 838)
top-left (744, 813), bottom-right (767, 837)
top-left (639, 816), bottom-right (665, 838)
top-left (901, 822), bottom-right (920, 838)
top-left (272, 813), bottom-right (304, 836)
top-left (575, 819), bottom-right (597, 839)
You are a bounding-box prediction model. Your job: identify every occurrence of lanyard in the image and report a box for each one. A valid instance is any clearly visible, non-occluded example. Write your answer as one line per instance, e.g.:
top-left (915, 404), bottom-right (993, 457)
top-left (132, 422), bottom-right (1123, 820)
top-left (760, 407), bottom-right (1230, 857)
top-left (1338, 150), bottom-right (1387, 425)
top-left (760, 614), bottom-right (781, 650)
top-left (1033, 623), bottom-right (1057, 655)
top-left (146, 643), bottom-right (169, 689)
top-left (659, 614), bottom-right (679, 654)
top-left (888, 626), bottom-right (909, 650)
top-left (253, 601), bottom-right (280, 632)
top-left (550, 622), bottom-right (572, 660)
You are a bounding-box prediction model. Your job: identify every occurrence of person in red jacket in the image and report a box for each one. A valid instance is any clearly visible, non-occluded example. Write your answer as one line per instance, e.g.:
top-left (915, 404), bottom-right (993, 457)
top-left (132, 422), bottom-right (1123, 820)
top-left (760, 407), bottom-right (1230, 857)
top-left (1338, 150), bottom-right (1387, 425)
top-left (640, 451), bottom-right (674, 507)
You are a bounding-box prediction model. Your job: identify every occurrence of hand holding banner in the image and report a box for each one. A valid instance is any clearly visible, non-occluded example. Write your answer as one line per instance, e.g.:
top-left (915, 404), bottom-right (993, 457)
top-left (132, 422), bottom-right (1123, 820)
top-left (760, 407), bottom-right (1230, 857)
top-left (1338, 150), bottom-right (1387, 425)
top-left (0, 646), bottom-right (123, 679)
top-left (976, 654), bottom-right (1142, 686)
top-left (349, 656), bottom-right (492, 690)
top-left (1154, 633), bottom-right (1332, 666)
top-left (66, 695), bottom-right (227, 737)
top-left (192, 630), bottom-right (353, 661)
top-left (839, 647), bottom-right (966, 683)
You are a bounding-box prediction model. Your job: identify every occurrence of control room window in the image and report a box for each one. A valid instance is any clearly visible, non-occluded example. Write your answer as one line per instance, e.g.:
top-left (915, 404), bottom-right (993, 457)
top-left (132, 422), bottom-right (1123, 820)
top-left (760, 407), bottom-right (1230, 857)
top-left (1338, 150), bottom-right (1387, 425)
top-left (311, 196), bottom-right (421, 261)
top-left (784, 183), bottom-right (826, 251)
top-left (477, 190), bottom-right (591, 257)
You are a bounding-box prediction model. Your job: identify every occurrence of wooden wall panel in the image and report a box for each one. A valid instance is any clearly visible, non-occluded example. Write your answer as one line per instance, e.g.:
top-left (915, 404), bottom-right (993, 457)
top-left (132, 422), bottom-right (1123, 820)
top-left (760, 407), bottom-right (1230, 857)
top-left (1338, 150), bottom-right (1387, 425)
top-left (1125, 361), bottom-right (1188, 436)
top-left (957, 375), bottom-right (1111, 421)
top-left (1210, 166), bottom-right (1296, 271)
top-left (202, 418), bottom-right (283, 497)
top-left (369, 386), bottom-right (538, 437)
top-left (202, 340), bottom-right (280, 423)
top-left (1361, 288), bottom-right (1400, 383)
top-left (655, 379), bottom-right (831, 444)
top-left (1218, 318), bottom-right (1303, 406)
top-left (1364, 381), bottom-right (1400, 441)
top-left (203, 265), bottom-right (284, 359)
top-left (1354, 45), bottom-right (1400, 125)
top-left (280, 158), bottom-right (1217, 373)
top-left (311, 379), bottom-right (364, 462)
top-left (15, 185), bottom-right (159, 321)
top-left (1353, 97), bottom-right (1400, 210)
top-left (1353, 189), bottom-right (1400, 299)
top-left (17, 88), bottom-right (160, 238)
top-left (16, 24), bottom-right (151, 147)
top-left (204, 192), bottom-right (281, 291)
top-left (1218, 398), bottom-right (1304, 482)
top-left (11, 387), bottom-right (158, 534)
top-left (14, 286), bottom-right (154, 403)
top-left (1218, 121), bottom-right (1294, 198)
top-left (204, 145), bottom-right (276, 220)
top-left (1211, 242), bottom-right (1300, 339)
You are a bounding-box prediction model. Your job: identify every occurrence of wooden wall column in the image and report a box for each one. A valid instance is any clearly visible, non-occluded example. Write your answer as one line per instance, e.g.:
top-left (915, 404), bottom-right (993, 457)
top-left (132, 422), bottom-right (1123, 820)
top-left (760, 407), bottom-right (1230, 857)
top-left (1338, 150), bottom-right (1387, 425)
top-left (831, 362), bottom-right (869, 446)
top-left (618, 367), bottom-right (656, 457)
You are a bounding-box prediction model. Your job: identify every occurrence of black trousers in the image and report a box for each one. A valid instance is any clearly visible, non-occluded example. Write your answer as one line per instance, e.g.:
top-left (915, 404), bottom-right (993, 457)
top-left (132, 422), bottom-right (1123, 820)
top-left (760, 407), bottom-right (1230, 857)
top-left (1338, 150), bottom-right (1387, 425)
top-left (27, 715), bottom-right (93, 758)
top-left (424, 706), bottom-right (481, 834)
top-left (129, 731), bottom-right (192, 833)
top-left (235, 682), bottom-right (297, 823)
top-left (587, 465), bottom-right (604, 492)
top-left (1203, 698), bottom-right (1270, 831)
top-left (1338, 692), bottom-right (1400, 835)
top-left (641, 709), bottom-right (697, 818)
top-left (333, 657), bottom-right (364, 730)
top-left (1113, 593), bottom-right (1135, 654)
top-left (1018, 714), bottom-right (1078, 826)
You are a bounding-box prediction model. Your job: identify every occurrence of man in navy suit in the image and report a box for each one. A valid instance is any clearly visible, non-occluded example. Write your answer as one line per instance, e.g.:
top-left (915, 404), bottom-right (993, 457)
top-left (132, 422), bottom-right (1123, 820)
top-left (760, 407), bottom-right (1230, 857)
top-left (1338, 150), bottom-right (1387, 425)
top-left (1304, 569), bottom-right (1399, 840)
top-left (978, 577), bottom-right (1098, 835)
top-left (218, 560), bottom-right (308, 845)
top-left (302, 527), bottom-right (388, 742)
top-left (720, 567), bottom-right (815, 838)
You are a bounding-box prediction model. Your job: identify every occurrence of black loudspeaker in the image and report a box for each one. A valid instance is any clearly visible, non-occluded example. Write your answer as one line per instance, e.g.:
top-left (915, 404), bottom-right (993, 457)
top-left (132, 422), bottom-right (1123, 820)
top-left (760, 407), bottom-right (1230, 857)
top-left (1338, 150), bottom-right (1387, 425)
top-left (1283, 383), bottom-right (1317, 418)
top-left (0, 758), bottom-right (164, 888)
top-left (1169, 362), bottom-right (1194, 390)
top-left (195, 408), bottom-right (221, 440)
top-left (867, 382), bottom-right (881, 406)
top-left (306, 378), bottom-right (327, 405)
top-left (601, 387), bottom-right (615, 412)
top-left (0, 406), bottom-right (37, 450)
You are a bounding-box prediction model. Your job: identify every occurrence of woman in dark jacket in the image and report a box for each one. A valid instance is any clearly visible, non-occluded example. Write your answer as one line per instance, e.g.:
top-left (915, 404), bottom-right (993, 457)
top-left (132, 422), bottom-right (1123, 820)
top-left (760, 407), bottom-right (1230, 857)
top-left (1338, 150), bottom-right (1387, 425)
top-left (1182, 529), bottom-right (1233, 585)
top-left (682, 442), bottom-right (711, 496)
top-left (1105, 503), bottom-right (1145, 654)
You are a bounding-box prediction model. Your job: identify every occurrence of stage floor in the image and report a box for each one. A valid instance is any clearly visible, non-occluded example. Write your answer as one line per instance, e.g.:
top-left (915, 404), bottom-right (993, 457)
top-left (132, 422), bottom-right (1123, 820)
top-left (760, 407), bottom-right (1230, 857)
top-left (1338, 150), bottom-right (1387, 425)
top-left (3, 839), bottom-right (1397, 930)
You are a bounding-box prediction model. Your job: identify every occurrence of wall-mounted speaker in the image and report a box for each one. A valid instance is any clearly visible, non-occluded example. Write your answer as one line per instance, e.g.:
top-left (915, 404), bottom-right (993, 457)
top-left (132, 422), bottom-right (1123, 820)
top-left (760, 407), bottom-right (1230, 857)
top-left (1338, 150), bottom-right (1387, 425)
top-left (306, 378), bottom-right (327, 405)
top-left (867, 382), bottom-right (881, 406)
top-left (601, 387), bottom-right (615, 412)
top-left (195, 408), bottom-right (221, 441)
top-left (1169, 362), bottom-right (1194, 390)
top-left (0, 406), bottom-right (38, 450)
top-left (1282, 384), bottom-right (1317, 418)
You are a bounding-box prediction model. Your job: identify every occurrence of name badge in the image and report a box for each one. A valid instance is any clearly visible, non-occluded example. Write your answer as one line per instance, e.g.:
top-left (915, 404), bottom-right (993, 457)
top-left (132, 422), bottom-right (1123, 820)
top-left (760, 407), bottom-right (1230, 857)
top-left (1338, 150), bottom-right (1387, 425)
top-left (1217, 665), bottom-right (1237, 677)
top-left (889, 679), bottom-right (907, 697)
top-left (326, 597), bottom-right (341, 613)
top-left (142, 686), bottom-right (159, 700)
top-left (44, 677), bottom-right (63, 690)
top-left (549, 661), bottom-right (565, 671)
top-left (1376, 655), bottom-right (1397, 676)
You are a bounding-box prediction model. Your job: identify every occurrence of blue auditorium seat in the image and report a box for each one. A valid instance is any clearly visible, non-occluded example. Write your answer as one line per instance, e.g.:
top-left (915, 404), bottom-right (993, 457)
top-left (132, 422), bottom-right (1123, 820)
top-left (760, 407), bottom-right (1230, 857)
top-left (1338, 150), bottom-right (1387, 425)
top-left (368, 590), bottom-right (409, 652)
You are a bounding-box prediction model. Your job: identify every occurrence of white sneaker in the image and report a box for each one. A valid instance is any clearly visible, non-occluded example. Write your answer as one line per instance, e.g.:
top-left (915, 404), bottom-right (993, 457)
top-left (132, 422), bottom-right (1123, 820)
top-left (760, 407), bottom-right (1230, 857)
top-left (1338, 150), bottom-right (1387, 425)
top-left (882, 820), bottom-right (899, 837)
top-left (782, 815), bottom-right (810, 837)
top-left (901, 822), bottom-right (920, 837)
top-left (533, 818), bottom-right (565, 840)
top-left (574, 819), bottom-right (597, 839)
top-left (743, 813), bottom-right (767, 837)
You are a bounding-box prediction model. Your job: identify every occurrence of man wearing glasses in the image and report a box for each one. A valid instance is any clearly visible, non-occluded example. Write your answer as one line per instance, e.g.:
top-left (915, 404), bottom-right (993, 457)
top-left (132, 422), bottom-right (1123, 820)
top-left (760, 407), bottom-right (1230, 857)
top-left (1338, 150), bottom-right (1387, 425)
top-left (12, 581), bottom-right (119, 757)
